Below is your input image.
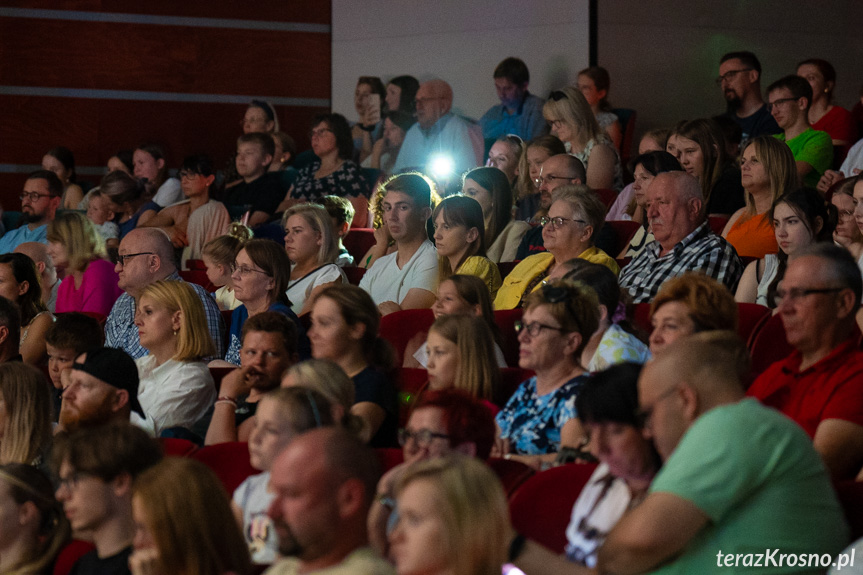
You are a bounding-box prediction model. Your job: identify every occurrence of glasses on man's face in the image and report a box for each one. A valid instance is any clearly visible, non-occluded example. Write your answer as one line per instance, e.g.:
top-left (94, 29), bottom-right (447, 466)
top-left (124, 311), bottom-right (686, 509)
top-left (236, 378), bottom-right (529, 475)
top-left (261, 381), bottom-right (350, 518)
top-left (116, 252), bottom-right (155, 266)
top-left (231, 262), bottom-right (270, 277)
top-left (715, 68), bottom-right (753, 85)
top-left (57, 471), bottom-right (93, 492)
top-left (766, 97), bottom-right (799, 112)
top-left (539, 216), bottom-right (587, 230)
top-left (534, 174), bottom-right (575, 187)
top-left (514, 320), bottom-right (564, 338)
top-left (19, 192), bottom-right (52, 202)
top-left (775, 286), bottom-right (844, 303)
top-left (398, 428), bottom-right (450, 448)
top-left (309, 128), bottom-right (333, 139)
top-left (178, 171), bottom-right (202, 180)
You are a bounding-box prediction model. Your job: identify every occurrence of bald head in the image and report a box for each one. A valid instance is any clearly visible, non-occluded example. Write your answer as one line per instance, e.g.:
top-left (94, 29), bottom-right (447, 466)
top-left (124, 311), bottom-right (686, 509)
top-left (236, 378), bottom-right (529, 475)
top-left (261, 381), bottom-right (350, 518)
top-left (416, 79), bottom-right (454, 129)
top-left (15, 241), bottom-right (54, 274)
top-left (116, 228), bottom-right (176, 295)
top-left (125, 228), bottom-right (175, 267)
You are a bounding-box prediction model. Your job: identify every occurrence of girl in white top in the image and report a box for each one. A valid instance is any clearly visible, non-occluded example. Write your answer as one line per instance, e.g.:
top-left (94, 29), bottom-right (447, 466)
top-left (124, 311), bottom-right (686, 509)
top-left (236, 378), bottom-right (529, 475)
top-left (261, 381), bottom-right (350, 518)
top-left (232, 387), bottom-right (335, 564)
top-left (202, 223), bottom-right (252, 311)
top-left (282, 204), bottom-right (347, 315)
top-left (735, 188), bottom-right (836, 307)
top-left (133, 144), bottom-right (183, 207)
top-left (132, 280), bottom-right (216, 436)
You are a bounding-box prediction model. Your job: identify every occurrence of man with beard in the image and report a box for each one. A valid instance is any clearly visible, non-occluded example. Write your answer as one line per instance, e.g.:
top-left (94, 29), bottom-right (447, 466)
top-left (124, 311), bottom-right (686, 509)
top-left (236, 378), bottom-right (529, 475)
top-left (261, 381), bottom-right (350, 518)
top-left (265, 427), bottom-right (393, 575)
top-left (0, 170), bottom-right (62, 252)
top-left (58, 347), bottom-right (145, 433)
top-left (717, 51), bottom-right (780, 147)
top-left (204, 312), bottom-right (298, 445)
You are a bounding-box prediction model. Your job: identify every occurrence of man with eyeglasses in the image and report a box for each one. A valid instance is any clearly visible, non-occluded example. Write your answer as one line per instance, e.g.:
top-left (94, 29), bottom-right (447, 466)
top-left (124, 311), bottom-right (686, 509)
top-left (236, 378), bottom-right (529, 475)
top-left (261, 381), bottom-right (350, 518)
top-left (575, 334), bottom-right (847, 574)
top-left (748, 243), bottom-right (863, 480)
top-left (717, 51), bottom-right (780, 148)
top-left (53, 422), bottom-right (162, 575)
top-left (767, 75), bottom-right (833, 188)
top-left (368, 389), bottom-right (495, 557)
top-left (393, 79), bottom-right (483, 178)
top-left (0, 170), bottom-right (62, 253)
top-left (619, 171), bottom-right (742, 303)
top-left (105, 228), bottom-right (224, 360)
top-left (480, 57), bottom-right (548, 142)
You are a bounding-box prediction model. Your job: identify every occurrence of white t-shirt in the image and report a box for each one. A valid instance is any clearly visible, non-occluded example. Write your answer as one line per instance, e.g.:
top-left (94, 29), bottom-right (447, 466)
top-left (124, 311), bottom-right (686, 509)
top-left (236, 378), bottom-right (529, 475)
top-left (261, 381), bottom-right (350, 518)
top-left (286, 264), bottom-right (347, 314)
top-left (131, 355), bottom-right (215, 436)
top-left (359, 240), bottom-right (438, 305)
top-left (234, 471), bottom-right (277, 564)
top-left (840, 138), bottom-right (863, 177)
top-left (152, 177), bottom-right (184, 207)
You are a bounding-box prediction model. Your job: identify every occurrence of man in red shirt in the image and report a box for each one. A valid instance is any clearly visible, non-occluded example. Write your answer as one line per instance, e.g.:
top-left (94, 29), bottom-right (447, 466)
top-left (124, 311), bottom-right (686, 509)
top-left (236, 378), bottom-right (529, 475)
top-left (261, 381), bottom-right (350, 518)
top-left (748, 243), bottom-right (863, 480)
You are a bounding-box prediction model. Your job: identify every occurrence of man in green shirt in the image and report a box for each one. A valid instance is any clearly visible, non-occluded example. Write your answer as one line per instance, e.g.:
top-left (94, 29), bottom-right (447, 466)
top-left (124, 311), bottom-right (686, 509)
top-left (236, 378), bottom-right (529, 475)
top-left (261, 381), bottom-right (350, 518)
top-left (768, 75), bottom-right (833, 188)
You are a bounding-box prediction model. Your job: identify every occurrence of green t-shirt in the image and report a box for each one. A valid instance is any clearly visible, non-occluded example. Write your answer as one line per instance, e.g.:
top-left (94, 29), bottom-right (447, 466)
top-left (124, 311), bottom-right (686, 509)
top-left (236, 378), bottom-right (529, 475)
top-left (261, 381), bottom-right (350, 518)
top-left (648, 398), bottom-right (848, 574)
top-left (775, 128), bottom-right (833, 188)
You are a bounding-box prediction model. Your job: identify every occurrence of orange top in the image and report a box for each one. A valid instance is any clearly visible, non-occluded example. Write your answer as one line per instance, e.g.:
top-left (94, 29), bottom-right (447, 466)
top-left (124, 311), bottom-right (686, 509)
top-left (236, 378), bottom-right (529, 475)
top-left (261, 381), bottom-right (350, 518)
top-left (725, 212), bottom-right (778, 259)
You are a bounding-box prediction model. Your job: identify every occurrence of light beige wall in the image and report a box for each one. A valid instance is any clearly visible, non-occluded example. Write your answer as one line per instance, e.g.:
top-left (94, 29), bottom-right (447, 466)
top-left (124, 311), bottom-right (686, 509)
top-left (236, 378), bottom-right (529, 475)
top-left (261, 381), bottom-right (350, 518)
top-left (597, 1), bottom-right (863, 154)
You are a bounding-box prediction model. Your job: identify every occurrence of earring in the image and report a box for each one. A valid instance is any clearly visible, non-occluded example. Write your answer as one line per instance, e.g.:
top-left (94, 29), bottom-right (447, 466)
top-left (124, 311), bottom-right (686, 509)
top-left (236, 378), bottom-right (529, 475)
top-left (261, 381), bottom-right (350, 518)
top-left (173, 330), bottom-right (178, 336)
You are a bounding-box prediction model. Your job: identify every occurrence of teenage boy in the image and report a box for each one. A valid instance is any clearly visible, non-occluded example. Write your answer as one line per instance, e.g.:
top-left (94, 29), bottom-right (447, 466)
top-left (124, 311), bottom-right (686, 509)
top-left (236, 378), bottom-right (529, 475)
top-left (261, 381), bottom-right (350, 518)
top-left (53, 422), bottom-right (163, 575)
top-left (45, 313), bottom-right (104, 417)
top-left (224, 132), bottom-right (284, 226)
top-left (358, 174), bottom-right (437, 315)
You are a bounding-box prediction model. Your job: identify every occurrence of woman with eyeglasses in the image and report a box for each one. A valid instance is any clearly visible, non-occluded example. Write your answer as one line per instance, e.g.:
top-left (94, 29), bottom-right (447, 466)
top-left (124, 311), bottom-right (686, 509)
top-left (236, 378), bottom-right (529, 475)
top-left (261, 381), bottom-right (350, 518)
top-left (138, 154), bottom-right (230, 268)
top-left (495, 280), bottom-right (599, 469)
top-left (516, 135), bottom-right (567, 222)
top-left (494, 185), bottom-right (618, 310)
top-left (278, 113), bottom-right (370, 226)
top-left (48, 212), bottom-right (122, 318)
top-left (100, 170), bottom-right (160, 239)
top-left (721, 136), bottom-right (798, 258)
top-left (232, 386), bottom-right (335, 565)
top-left (735, 188), bottom-right (836, 308)
top-left (461, 167), bottom-right (530, 263)
top-left (219, 239), bottom-right (305, 366)
top-left (615, 150), bottom-right (683, 259)
top-left (282, 204), bottom-right (347, 316)
top-left (543, 87), bottom-right (622, 191)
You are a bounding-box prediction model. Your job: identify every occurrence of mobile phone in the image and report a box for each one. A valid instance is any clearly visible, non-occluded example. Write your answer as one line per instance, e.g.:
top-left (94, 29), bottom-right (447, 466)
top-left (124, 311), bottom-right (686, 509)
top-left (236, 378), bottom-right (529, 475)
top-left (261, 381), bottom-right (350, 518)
top-left (366, 94), bottom-right (381, 125)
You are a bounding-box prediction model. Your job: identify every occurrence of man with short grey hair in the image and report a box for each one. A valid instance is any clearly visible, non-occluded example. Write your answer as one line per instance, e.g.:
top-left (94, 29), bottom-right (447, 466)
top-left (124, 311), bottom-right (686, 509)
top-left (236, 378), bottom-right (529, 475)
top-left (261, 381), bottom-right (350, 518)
top-left (104, 227), bottom-right (223, 359)
top-left (619, 171), bottom-right (742, 303)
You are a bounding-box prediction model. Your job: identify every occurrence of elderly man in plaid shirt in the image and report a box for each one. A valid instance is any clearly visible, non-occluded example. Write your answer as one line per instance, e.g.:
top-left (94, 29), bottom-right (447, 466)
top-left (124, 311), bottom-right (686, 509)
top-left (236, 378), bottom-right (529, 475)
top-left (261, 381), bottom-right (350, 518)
top-left (619, 171), bottom-right (743, 303)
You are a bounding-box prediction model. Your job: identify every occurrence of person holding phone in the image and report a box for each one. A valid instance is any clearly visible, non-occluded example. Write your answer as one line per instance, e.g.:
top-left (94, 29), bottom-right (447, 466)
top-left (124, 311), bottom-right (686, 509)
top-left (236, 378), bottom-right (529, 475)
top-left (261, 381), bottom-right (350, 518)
top-left (351, 76), bottom-right (385, 164)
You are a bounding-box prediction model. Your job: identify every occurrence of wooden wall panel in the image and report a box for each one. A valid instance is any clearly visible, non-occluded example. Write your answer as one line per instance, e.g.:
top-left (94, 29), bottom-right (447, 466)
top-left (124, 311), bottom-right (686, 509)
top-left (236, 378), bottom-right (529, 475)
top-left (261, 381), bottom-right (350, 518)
top-left (0, 19), bottom-right (330, 98)
top-left (2, 1), bottom-right (331, 24)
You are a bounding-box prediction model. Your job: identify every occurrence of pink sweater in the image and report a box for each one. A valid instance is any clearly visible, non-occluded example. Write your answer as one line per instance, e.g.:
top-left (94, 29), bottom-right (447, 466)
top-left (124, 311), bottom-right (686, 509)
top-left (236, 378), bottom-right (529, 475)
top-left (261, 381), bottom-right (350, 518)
top-left (55, 258), bottom-right (123, 316)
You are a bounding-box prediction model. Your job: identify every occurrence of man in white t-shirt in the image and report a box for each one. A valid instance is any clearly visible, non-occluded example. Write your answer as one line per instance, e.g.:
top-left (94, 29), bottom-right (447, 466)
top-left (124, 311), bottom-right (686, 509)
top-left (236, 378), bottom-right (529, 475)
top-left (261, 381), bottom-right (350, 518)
top-left (359, 173), bottom-right (437, 315)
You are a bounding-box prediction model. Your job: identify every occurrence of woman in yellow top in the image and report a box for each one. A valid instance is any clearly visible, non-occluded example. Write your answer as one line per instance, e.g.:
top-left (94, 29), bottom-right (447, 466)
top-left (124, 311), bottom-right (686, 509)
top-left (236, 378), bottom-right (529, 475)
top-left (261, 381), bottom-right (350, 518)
top-left (432, 195), bottom-right (501, 298)
top-left (495, 185), bottom-right (618, 310)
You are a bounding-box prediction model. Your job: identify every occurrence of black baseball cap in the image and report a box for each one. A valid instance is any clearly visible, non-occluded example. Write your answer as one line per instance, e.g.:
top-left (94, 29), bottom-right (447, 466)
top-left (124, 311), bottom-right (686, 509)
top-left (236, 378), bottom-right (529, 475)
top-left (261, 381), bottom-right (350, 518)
top-left (71, 347), bottom-right (145, 417)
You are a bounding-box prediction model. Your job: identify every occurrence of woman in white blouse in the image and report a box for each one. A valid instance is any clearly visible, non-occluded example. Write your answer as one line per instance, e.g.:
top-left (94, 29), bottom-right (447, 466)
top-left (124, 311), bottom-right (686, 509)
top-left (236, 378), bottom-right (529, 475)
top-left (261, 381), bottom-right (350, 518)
top-left (282, 203), bottom-right (347, 315)
top-left (133, 280), bottom-right (216, 436)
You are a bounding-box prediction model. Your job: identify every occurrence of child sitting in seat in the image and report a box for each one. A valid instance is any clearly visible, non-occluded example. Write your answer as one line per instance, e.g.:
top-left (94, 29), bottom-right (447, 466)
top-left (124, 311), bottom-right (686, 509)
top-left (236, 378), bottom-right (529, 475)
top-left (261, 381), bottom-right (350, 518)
top-left (318, 195), bottom-right (355, 266)
top-left (84, 189), bottom-right (120, 250)
top-left (202, 223), bottom-right (252, 311)
top-left (44, 313), bottom-right (104, 420)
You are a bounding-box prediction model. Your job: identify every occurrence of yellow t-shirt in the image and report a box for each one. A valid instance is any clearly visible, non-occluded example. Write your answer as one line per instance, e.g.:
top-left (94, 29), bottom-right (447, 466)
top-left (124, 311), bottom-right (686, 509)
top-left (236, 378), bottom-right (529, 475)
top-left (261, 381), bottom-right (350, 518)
top-left (456, 255), bottom-right (502, 299)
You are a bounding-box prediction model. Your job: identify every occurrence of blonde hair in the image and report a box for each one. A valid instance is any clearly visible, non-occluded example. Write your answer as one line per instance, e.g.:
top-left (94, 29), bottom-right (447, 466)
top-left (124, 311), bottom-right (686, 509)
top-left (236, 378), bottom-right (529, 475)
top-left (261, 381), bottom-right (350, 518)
top-left (542, 86), bottom-right (601, 145)
top-left (428, 315), bottom-right (499, 402)
top-left (262, 386), bottom-right (335, 433)
top-left (133, 458), bottom-right (252, 575)
top-left (46, 211), bottom-right (106, 272)
top-left (283, 359), bottom-right (355, 413)
top-left (281, 203), bottom-right (339, 264)
top-left (741, 135), bottom-right (799, 217)
top-left (139, 281), bottom-right (216, 361)
top-left (202, 223), bottom-right (253, 267)
top-left (395, 455), bottom-right (510, 575)
top-left (0, 363), bottom-right (52, 466)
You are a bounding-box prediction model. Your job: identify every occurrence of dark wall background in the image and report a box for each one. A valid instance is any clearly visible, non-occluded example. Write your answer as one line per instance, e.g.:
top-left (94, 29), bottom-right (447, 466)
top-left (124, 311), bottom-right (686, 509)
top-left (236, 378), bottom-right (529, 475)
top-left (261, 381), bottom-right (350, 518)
top-left (0, 1), bottom-right (332, 207)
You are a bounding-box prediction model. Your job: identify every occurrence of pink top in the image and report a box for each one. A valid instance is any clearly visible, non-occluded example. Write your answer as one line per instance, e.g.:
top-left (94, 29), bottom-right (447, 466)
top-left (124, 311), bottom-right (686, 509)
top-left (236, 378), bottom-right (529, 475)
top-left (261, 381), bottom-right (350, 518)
top-left (55, 258), bottom-right (123, 316)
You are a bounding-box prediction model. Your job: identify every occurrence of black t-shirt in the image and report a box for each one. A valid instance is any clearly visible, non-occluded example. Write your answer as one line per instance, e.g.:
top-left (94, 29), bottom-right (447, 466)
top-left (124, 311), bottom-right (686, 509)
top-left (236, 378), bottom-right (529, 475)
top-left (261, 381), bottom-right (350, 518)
top-left (706, 165), bottom-right (746, 217)
top-left (224, 172), bottom-right (284, 218)
top-left (723, 104), bottom-right (781, 146)
top-left (70, 546), bottom-right (133, 575)
top-left (353, 367), bottom-right (398, 448)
